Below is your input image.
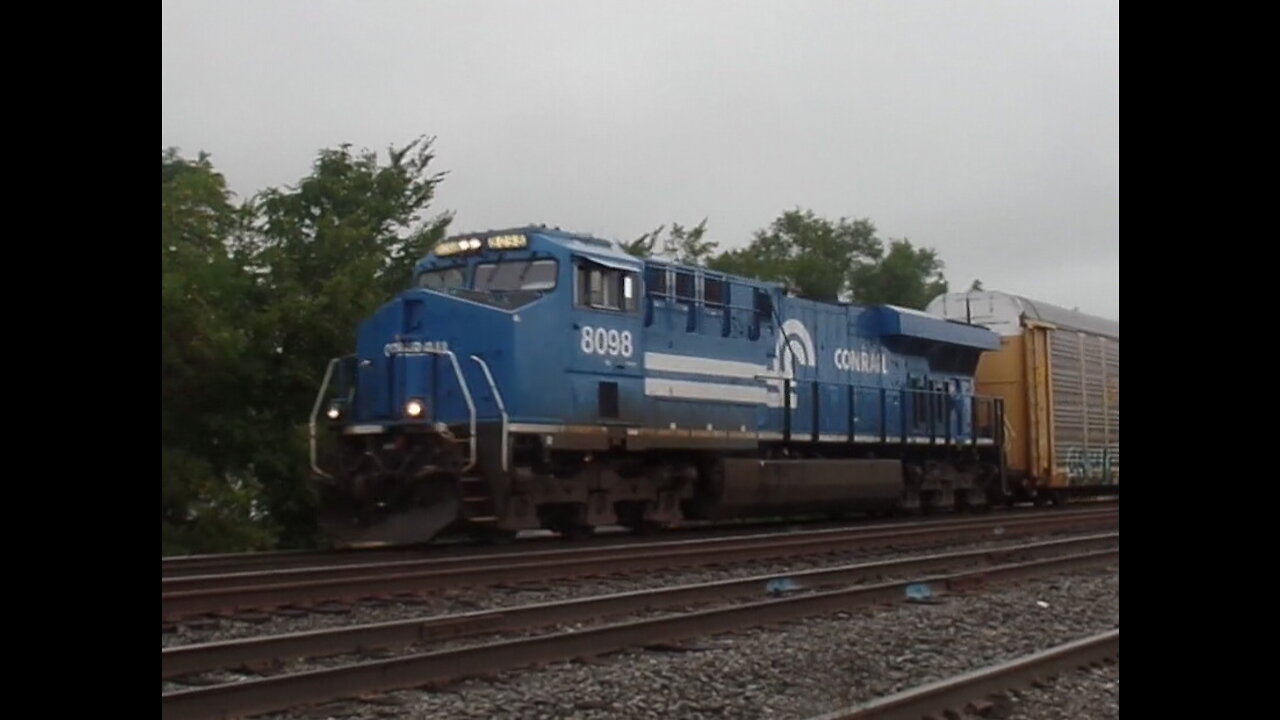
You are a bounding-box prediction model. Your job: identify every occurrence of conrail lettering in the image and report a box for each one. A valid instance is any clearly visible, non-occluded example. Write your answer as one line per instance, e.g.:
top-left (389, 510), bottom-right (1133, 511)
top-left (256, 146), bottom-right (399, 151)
top-left (384, 340), bottom-right (449, 357)
top-left (833, 347), bottom-right (889, 374)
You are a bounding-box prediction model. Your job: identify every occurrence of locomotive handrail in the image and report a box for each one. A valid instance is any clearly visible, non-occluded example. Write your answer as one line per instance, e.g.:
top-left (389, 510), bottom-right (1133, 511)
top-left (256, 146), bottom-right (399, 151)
top-left (309, 350), bottom-right (479, 475)
top-left (309, 357), bottom-right (341, 480)
top-left (470, 354), bottom-right (509, 472)
top-left (434, 349), bottom-right (478, 474)
top-left (747, 373), bottom-right (1001, 446)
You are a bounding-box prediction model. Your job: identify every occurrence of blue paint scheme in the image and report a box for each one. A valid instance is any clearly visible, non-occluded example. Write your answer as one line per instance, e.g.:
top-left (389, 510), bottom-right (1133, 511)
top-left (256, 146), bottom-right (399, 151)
top-left (336, 226), bottom-right (999, 446)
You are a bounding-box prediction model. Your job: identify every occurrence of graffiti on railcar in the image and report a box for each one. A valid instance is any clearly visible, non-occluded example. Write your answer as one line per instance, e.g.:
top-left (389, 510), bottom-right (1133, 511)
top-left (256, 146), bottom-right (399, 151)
top-left (1062, 446), bottom-right (1119, 485)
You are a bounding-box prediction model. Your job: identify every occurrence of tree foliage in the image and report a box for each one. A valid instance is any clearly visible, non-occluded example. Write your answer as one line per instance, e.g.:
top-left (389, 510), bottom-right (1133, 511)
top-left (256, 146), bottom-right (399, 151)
top-left (708, 210), bottom-right (880, 303)
top-left (161, 138), bottom-right (452, 553)
top-left (848, 239), bottom-right (948, 309)
top-left (162, 149), bottom-right (274, 554)
top-left (624, 219), bottom-right (717, 265)
top-left (241, 139), bottom-right (452, 547)
top-left (705, 209), bottom-right (948, 308)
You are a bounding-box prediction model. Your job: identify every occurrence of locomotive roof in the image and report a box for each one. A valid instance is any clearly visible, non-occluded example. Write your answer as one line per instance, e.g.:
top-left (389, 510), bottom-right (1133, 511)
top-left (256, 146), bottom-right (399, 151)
top-left (437, 225), bottom-right (786, 290)
top-left (440, 225), bottom-right (639, 264)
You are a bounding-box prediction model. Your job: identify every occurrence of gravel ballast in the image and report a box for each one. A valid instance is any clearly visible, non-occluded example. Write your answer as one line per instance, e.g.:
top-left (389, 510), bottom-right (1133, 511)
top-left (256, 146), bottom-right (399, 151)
top-left (249, 563), bottom-right (1118, 720)
top-left (995, 661), bottom-right (1119, 720)
top-left (163, 530), bottom-right (1108, 648)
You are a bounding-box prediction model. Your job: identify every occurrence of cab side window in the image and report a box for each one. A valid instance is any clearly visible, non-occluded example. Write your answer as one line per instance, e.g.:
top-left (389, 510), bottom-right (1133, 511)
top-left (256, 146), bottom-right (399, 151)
top-left (576, 261), bottom-right (638, 313)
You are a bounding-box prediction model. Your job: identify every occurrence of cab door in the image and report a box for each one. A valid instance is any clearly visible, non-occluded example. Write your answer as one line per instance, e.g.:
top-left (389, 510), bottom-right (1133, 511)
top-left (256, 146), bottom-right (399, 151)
top-left (566, 255), bottom-right (644, 424)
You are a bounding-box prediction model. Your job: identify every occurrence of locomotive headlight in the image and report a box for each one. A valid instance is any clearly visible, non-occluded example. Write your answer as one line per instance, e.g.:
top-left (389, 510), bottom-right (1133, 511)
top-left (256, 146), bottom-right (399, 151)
top-left (405, 399), bottom-right (425, 418)
top-left (488, 233), bottom-right (528, 250)
top-left (325, 404), bottom-right (342, 421)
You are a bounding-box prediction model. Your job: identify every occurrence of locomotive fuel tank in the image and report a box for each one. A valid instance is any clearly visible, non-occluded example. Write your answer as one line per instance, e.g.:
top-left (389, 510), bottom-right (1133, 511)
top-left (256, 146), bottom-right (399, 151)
top-left (701, 458), bottom-right (903, 519)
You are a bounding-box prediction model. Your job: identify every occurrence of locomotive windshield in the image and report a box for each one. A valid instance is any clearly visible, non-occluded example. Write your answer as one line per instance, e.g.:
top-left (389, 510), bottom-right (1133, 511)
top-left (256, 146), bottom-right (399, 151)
top-left (414, 259), bottom-right (559, 310)
top-left (474, 260), bottom-right (558, 292)
top-left (417, 267), bottom-right (467, 290)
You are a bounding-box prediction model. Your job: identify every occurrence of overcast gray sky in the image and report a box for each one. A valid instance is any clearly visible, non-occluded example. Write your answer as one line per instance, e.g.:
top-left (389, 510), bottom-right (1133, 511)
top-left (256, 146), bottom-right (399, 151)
top-left (162, 0), bottom-right (1118, 320)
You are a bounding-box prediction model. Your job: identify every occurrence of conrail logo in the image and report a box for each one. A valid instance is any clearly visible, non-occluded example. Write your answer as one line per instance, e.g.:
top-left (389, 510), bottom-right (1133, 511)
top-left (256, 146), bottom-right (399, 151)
top-left (772, 319), bottom-right (816, 379)
top-left (766, 319), bottom-right (815, 409)
top-left (833, 347), bottom-right (889, 374)
top-left (384, 340), bottom-right (449, 357)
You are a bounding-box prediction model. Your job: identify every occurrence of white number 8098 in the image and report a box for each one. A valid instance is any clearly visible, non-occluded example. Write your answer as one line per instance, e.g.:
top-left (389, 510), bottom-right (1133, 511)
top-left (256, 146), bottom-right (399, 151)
top-left (580, 326), bottom-right (633, 358)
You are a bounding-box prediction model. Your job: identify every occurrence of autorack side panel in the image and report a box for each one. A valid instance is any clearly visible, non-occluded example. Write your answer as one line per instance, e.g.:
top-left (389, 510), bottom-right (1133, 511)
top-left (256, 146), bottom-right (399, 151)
top-left (1045, 326), bottom-right (1119, 487)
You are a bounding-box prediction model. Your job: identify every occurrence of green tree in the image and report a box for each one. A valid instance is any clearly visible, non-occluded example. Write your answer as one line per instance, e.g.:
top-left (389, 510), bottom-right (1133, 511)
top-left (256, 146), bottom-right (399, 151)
top-left (162, 149), bottom-right (275, 554)
top-left (242, 137), bottom-right (452, 547)
top-left (849, 238), bottom-right (948, 309)
top-left (709, 209), bottom-right (949, 309)
top-left (624, 219), bottom-right (716, 265)
top-left (620, 233), bottom-right (656, 259)
top-left (161, 137), bottom-right (453, 553)
top-left (709, 209), bottom-right (879, 302)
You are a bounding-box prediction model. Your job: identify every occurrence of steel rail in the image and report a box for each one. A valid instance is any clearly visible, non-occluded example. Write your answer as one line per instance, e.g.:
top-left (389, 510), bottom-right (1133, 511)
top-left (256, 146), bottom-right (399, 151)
top-left (166, 507), bottom-right (1118, 591)
top-left (161, 548), bottom-right (1118, 719)
top-left (163, 533), bottom-right (1117, 679)
top-left (806, 630), bottom-right (1119, 719)
top-left (162, 508), bottom-right (1117, 620)
top-left (161, 502), bottom-right (1117, 577)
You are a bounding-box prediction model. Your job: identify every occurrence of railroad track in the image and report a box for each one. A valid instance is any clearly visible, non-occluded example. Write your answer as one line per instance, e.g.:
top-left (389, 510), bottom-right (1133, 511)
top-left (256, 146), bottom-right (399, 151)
top-left (161, 532), bottom-right (1118, 719)
top-left (162, 546), bottom-right (430, 579)
top-left (808, 630), bottom-right (1119, 719)
top-left (162, 506), bottom-right (1118, 621)
top-left (160, 500), bottom-right (1117, 578)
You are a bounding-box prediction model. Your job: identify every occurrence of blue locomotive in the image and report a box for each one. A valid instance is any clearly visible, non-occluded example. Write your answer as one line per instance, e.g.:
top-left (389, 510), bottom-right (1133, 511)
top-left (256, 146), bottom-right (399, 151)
top-left (310, 226), bottom-right (1007, 544)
